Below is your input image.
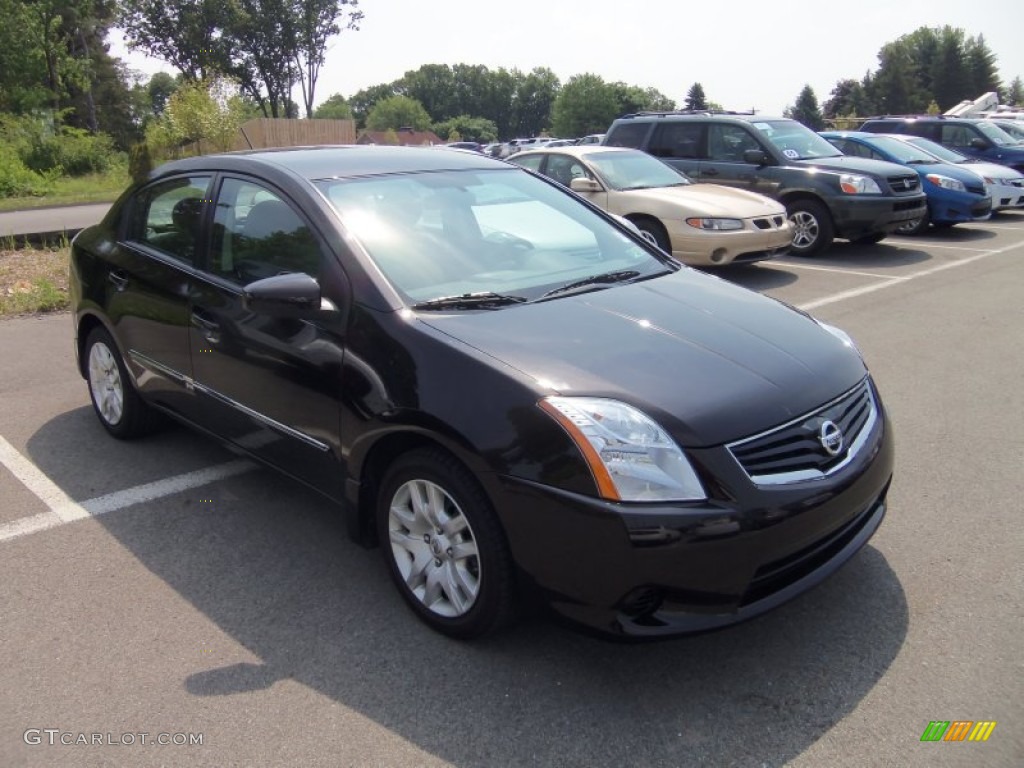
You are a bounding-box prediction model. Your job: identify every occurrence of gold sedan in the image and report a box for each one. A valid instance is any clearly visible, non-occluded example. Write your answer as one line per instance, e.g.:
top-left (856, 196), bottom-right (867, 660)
top-left (510, 146), bottom-right (792, 266)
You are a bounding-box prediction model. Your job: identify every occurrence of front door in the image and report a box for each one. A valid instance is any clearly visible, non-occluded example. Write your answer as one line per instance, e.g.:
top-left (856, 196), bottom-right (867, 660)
top-left (697, 124), bottom-right (778, 197)
top-left (188, 176), bottom-right (348, 498)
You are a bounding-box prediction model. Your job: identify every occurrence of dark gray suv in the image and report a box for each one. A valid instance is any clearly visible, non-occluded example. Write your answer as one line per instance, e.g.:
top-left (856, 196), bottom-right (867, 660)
top-left (604, 113), bottom-right (928, 256)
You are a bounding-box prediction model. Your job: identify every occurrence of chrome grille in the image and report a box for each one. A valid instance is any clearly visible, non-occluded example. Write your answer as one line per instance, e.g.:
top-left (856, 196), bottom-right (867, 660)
top-left (727, 378), bottom-right (878, 485)
top-left (887, 175), bottom-right (920, 193)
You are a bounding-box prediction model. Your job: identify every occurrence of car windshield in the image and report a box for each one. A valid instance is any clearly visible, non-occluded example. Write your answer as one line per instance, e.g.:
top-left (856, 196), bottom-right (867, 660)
top-left (904, 136), bottom-right (968, 164)
top-left (581, 150), bottom-right (691, 190)
top-left (992, 121), bottom-right (1024, 141)
top-left (316, 168), bottom-right (671, 305)
top-left (862, 135), bottom-right (940, 164)
top-left (752, 120), bottom-right (843, 160)
top-left (977, 122), bottom-right (1018, 146)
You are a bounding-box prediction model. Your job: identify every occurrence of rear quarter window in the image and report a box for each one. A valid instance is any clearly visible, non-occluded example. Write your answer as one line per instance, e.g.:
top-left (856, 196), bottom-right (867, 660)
top-left (604, 122), bottom-right (651, 149)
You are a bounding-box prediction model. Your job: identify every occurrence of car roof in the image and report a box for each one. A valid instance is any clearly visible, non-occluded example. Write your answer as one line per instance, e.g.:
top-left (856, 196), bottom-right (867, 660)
top-left (512, 145), bottom-right (639, 159)
top-left (153, 145), bottom-right (507, 182)
top-left (615, 112), bottom-right (789, 123)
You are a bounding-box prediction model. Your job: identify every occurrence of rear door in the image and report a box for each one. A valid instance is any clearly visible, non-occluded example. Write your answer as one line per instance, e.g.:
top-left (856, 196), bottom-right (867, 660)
top-left (110, 174), bottom-right (212, 419)
top-left (188, 175), bottom-right (349, 498)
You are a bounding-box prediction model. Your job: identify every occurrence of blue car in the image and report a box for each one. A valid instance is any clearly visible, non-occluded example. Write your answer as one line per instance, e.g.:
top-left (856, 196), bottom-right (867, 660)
top-left (820, 131), bottom-right (992, 235)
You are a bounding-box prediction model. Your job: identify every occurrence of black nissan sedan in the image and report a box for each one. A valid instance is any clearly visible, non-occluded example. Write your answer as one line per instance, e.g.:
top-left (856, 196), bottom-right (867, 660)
top-left (70, 146), bottom-right (893, 639)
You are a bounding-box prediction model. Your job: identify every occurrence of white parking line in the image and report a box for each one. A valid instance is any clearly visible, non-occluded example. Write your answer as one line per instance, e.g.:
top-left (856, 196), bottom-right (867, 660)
top-left (892, 242), bottom-right (991, 252)
top-left (770, 262), bottom-right (908, 279)
top-left (798, 238), bottom-right (1024, 311)
top-left (0, 435), bottom-right (256, 544)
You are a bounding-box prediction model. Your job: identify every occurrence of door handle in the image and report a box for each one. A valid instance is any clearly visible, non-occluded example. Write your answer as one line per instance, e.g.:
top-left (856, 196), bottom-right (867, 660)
top-left (701, 168), bottom-right (719, 177)
top-left (108, 270), bottom-right (129, 291)
top-left (190, 311), bottom-right (221, 344)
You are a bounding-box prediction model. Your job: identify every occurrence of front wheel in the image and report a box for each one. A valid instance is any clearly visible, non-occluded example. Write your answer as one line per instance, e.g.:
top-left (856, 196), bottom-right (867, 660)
top-left (631, 217), bottom-right (671, 253)
top-left (894, 210), bottom-right (930, 236)
top-left (377, 449), bottom-right (516, 639)
top-left (786, 199), bottom-right (834, 256)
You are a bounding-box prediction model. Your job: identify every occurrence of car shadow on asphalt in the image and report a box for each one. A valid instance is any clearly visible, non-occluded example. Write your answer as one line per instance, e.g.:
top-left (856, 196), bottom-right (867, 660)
top-left (24, 404), bottom-right (910, 768)
top-left (703, 263), bottom-right (799, 292)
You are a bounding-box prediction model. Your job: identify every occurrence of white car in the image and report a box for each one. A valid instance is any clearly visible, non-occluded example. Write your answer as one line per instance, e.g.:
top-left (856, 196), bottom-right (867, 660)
top-left (888, 134), bottom-right (1024, 211)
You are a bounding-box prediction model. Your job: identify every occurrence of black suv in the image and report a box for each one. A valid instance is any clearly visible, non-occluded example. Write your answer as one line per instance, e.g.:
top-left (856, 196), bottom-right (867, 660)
top-left (858, 116), bottom-right (1024, 173)
top-left (604, 113), bottom-right (927, 256)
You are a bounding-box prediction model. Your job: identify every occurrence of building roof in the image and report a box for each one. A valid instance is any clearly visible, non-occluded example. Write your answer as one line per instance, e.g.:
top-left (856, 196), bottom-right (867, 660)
top-left (356, 128), bottom-right (442, 147)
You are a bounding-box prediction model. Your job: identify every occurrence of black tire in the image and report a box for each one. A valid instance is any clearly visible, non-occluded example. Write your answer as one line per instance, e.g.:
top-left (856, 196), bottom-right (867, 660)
top-left (84, 326), bottom-right (162, 439)
top-left (377, 448), bottom-right (516, 639)
top-left (893, 210), bottom-right (930, 236)
top-left (631, 217), bottom-right (671, 253)
top-left (786, 199), bottom-right (834, 256)
top-left (852, 232), bottom-right (887, 245)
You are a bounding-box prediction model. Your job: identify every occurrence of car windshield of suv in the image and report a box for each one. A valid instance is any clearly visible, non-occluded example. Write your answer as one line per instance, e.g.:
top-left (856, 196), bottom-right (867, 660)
top-left (317, 168), bottom-right (672, 305)
top-left (863, 136), bottom-right (941, 164)
top-left (904, 136), bottom-right (969, 164)
top-left (990, 121), bottom-right (1024, 142)
top-left (582, 150), bottom-right (691, 191)
top-left (752, 120), bottom-right (843, 160)
top-left (977, 122), bottom-right (1018, 146)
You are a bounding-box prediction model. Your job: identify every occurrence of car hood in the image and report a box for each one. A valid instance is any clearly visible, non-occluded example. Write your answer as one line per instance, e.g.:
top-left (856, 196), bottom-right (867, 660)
top-left (618, 184), bottom-right (785, 217)
top-left (908, 162), bottom-right (991, 188)
top-left (795, 154), bottom-right (911, 177)
top-left (418, 270), bottom-right (867, 447)
top-left (956, 161), bottom-right (1024, 180)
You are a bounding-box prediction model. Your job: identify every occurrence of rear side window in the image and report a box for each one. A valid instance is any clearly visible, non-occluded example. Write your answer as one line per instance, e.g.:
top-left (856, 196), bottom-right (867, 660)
top-left (604, 122), bottom-right (651, 149)
top-left (129, 175), bottom-right (213, 266)
top-left (648, 123), bottom-right (703, 159)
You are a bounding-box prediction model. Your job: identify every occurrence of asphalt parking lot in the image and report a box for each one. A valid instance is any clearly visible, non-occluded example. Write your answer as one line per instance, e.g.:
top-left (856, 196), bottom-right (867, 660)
top-left (2, 214), bottom-right (1023, 768)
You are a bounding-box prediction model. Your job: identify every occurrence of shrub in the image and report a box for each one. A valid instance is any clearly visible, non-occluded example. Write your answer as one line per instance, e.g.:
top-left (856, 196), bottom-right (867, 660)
top-left (24, 127), bottom-right (120, 176)
top-left (0, 145), bottom-right (54, 197)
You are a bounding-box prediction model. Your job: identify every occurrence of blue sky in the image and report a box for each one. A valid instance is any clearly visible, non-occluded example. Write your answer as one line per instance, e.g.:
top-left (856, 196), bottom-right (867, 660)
top-left (110, 0), bottom-right (1024, 116)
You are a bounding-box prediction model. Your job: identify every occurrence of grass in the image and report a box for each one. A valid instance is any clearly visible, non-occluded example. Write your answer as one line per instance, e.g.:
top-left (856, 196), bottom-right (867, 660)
top-left (0, 166), bottom-right (130, 212)
top-left (0, 243), bottom-right (70, 316)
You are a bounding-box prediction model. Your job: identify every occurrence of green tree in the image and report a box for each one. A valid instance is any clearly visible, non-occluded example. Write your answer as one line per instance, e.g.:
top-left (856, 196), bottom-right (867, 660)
top-left (684, 82), bottom-right (707, 111)
top-left (147, 72), bottom-right (180, 116)
top-left (365, 95), bottom-right (432, 131)
top-left (0, 0), bottom-right (50, 113)
top-left (432, 115), bottom-right (498, 143)
top-left (146, 77), bottom-right (245, 157)
top-left (314, 92), bottom-right (354, 119)
top-left (823, 77), bottom-right (875, 119)
top-left (510, 67), bottom-right (559, 138)
top-left (930, 26), bottom-right (971, 111)
top-left (612, 83), bottom-right (674, 115)
top-left (1006, 76), bottom-right (1024, 106)
top-left (349, 83), bottom-right (397, 127)
top-left (291, 0), bottom-right (363, 118)
top-left (784, 85), bottom-right (824, 130)
top-left (871, 40), bottom-right (924, 114)
top-left (964, 33), bottom-right (1001, 97)
top-left (551, 73), bottom-right (619, 138)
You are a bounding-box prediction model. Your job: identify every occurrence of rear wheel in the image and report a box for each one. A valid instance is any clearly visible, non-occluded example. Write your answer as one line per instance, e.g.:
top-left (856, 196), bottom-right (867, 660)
top-left (786, 199), bottom-right (834, 256)
top-left (84, 327), bottom-right (162, 439)
top-left (377, 448), bottom-right (516, 639)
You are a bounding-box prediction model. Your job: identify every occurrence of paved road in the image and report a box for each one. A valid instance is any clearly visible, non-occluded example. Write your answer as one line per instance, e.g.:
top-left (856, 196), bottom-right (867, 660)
top-left (0, 204), bottom-right (110, 239)
top-left (1, 216), bottom-right (1022, 767)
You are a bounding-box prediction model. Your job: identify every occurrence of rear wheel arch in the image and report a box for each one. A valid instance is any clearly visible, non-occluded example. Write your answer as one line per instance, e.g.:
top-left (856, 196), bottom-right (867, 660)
top-left (76, 313), bottom-right (112, 378)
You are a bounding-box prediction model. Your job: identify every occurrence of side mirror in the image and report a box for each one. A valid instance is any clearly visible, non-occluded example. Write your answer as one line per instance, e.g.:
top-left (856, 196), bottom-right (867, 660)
top-left (969, 137), bottom-right (990, 150)
top-left (743, 149), bottom-right (768, 165)
top-left (243, 272), bottom-right (323, 317)
top-left (570, 177), bottom-right (601, 193)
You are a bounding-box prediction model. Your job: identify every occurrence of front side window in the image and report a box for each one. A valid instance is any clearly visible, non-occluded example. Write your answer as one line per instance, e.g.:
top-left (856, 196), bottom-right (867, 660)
top-left (544, 155), bottom-right (592, 187)
top-left (209, 178), bottom-right (322, 284)
top-left (318, 168), bottom-right (669, 304)
top-left (130, 175), bottom-right (213, 265)
top-left (940, 124), bottom-right (972, 148)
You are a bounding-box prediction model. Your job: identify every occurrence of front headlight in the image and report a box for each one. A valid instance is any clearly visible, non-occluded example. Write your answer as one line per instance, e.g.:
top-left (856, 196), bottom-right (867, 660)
top-left (539, 397), bottom-right (706, 502)
top-left (839, 174), bottom-right (882, 194)
top-left (685, 217), bottom-right (744, 231)
top-left (926, 174), bottom-right (966, 192)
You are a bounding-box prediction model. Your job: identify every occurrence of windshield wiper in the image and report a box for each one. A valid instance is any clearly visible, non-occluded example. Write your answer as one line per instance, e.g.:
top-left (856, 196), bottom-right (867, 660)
top-left (905, 159), bottom-right (936, 165)
top-left (538, 269), bottom-right (642, 299)
top-left (411, 292), bottom-right (528, 311)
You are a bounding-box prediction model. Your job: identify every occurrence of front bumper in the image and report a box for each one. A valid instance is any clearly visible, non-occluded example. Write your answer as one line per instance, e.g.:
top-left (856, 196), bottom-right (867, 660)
top-left (493, 400), bottom-right (894, 638)
top-left (830, 194), bottom-right (928, 239)
top-left (667, 219), bottom-right (793, 266)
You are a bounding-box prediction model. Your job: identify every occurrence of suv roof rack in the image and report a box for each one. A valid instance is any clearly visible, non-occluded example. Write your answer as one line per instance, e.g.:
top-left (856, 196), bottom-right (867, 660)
top-left (618, 109), bottom-right (758, 119)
